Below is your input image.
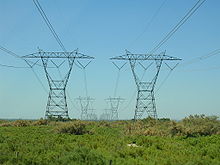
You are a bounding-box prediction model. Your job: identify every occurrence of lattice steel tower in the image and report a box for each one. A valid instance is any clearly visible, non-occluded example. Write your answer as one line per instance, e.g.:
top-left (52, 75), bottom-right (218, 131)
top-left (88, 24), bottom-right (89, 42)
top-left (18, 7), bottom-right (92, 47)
top-left (105, 97), bottom-right (124, 120)
top-left (111, 50), bottom-right (181, 120)
top-left (77, 96), bottom-right (95, 120)
top-left (105, 62), bottom-right (126, 120)
top-left (23, 49), bottom-right (94, 119)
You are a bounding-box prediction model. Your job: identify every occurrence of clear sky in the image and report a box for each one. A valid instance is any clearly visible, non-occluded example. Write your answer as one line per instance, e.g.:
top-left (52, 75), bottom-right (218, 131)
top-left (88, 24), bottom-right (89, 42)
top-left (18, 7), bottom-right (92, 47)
top-left (0, 0), bottom-right (220, 120)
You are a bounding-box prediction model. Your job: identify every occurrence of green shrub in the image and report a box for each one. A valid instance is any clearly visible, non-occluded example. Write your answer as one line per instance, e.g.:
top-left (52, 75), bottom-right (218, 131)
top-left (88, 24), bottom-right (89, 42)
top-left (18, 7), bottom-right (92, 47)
top-left (59, 146), bottom-right (107, 165)
top-left (55, 121), bottom-right (90, 135)
top-left (32, 119), bottom-right (48, 126)
top-left (97, 121), bottom-right (111, 127)
top-left (124, 115), bottom-right (220, 137)
top-left (12, 120), bottom-right (31, 127)
top-left (179, 115), bottom-right (220, 137)
top-left (0, 122), bottom-right (12, 127)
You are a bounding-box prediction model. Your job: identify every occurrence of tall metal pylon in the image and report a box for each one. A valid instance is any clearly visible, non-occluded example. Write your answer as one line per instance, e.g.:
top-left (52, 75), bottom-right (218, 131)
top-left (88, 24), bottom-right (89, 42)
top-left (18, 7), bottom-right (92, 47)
top-left (76, 96), bottom-right (95, 120)
top-left (110, 50), bottom-right (181, 120)
top-left (75, 60), bottom-right (96, 120)
top-left (105, 62), bottom-right (126, 120)
top-left (100, 109), bottom-right (111, 121)
top-left (23, 49), bottom-right (94, 119)
top-left (105, 97), bottom-right (124, 120)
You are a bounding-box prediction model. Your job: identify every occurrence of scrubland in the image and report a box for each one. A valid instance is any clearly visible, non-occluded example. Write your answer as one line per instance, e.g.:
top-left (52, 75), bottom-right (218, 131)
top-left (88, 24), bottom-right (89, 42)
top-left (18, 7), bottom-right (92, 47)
top-left (0, 115), bottom-right (220, 165)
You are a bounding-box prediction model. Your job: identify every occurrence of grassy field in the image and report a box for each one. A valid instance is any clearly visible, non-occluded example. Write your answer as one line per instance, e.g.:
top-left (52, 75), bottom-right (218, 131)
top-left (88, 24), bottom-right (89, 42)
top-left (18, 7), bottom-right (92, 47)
top-left (0, 115), bottom-right (220, 165)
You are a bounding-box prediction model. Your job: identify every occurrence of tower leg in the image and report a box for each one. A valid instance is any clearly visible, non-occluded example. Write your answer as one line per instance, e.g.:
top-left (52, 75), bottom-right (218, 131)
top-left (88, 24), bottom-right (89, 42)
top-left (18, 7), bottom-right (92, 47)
top-left (45, 87), bottom-right (69, 119)
top-left (134, 84), bottom-right (158, 120)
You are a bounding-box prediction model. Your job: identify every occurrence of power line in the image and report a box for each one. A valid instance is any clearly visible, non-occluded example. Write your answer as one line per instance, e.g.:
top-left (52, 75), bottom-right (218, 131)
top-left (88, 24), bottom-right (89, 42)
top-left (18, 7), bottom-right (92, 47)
top-left (83, 69), bottom-right (88, 97)
top-left (149, 0), bottom-right (207, 54)
top-left (30, 68), bottom-right (48, 94)
top-left (178, 66), bottom-right (220, 72)
top-left (0, 45), bottom-right (48, 93)
top-left (33, 0), bottom-right (67, 52)
top-left (57, 67), bottom-right (79, 111)
top-left (33, 0), bottom-right (80, 117)
top-left (0, 63), bottom-right (29, 68)
top-left (178, 49), bottom-right (220, 68)
top-left (33, 1), bottom-right (95, 118)
top-left (66, 90), bottom-right (80, 111)
top-left (77, 60), bottom-right (93, 98)
top-left (155, 69), bottom-right (173, 93)
top-left (0, 45), bottom-right (44, 67)
top-left (0, 45), bottom-right (22, 58)
top-left (120, 63), bottom-right (149, 112)
top-left (154, 48), bottom-right (220, 93)
top-left (127, 0), bottom-right (168, 49)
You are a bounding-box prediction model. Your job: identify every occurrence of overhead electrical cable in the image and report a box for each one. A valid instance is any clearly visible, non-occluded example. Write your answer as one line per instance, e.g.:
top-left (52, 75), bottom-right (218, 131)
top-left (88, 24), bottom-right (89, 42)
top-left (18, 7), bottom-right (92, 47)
top-left (114, 70), bottom-right (121, 97)
top-left (122, 0), bottom-right (169, 113)
top-left (33, 0), bottom-right (81, 111)
top-left (33, 0), bottom-right (67, 52)
top-left (178, 49), bottom-right (220, 68)
top-left (0, 63), bottom-right (29, 68)
top-left (120, 67), bottom-right (148, 112)
top-left (127, 0), bottom-right (168, 49)
top-left (148, 0), bottom-right (207, 94)
top-left (149, 0), bottom-right (207, 54)
top-left (0, 45), bottom-right (48, 93)
top-left (155, 69), bottom-right (172, 93)
top-left (83, 69), bottom-right (88, 97)
top-left (0, 45), bottom-right (22, 58)
top-left (179, 66), bottom-right (220, 72)
top-left (0, 45), bottom-right (44, 67)
top-left (155, 48), bottom-right (220, 93)
top-left (31, 68), bottom-right (48, 93)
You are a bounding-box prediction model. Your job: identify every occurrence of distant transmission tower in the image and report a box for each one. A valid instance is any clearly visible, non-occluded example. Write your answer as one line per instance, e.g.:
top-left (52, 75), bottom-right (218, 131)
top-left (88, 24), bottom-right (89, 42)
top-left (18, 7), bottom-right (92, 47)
top-left (111, 50), bottom-right (181, 120)
top-left (76, 60), bottom-right (96, 120)
top-left (105, 62), bottom-right (126, 120)
top-left (87, 112), bottom-right (98, 121)
top-left (23, 49), bottom-right (94, 119)
top-left (100, 109), bottom-right (111, 121)
top-left (77, 96), bottom-right (95, 120)
top-left (105, 97), bottom-right (124, 120)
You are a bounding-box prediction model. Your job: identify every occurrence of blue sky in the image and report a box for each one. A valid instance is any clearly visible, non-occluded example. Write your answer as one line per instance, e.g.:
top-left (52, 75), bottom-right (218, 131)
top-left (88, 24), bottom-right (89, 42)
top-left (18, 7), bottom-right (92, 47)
top-left (0, 0), bottom-right (220, 119)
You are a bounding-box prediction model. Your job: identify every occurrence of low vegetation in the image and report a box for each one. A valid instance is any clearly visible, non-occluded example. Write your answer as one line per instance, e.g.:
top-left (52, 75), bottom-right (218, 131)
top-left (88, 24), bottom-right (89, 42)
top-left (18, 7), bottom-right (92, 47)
top-left (0, 115), bottom-right (219, 164)
top-left (125, 115), bottom-right (220, 137)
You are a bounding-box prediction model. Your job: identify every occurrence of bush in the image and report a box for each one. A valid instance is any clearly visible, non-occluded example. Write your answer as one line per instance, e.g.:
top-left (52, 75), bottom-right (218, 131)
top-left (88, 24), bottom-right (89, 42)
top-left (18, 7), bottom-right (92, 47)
top-left (179, 115), bottom-right (220, 137)
top-left (32, 119), bottom-right (48, 126)
top-left (0, 122), bottom-right (12, 127)
top-left (47, 116), bottom-right (72, 122)
top-left (55, 121), bottom-right (90, 135)
top-left (12, 120), bottom-right (31, 127)
top-left (97, 121), bottom-right (111, 127)
top-left (124, 115), bottom-right (220, 137)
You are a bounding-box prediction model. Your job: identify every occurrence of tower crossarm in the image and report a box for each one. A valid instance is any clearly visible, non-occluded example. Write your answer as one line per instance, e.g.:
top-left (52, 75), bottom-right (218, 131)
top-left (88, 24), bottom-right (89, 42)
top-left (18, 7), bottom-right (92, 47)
top-left (22, 50), bottom-right (94, 59)
top-left (110, 52), bottom-right (181, 61)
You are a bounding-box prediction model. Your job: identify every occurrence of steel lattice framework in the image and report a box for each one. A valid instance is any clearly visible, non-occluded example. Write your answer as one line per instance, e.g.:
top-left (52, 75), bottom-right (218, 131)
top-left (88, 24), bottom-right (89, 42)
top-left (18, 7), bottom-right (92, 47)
top-left (111, 50), bottom-right (181, 120)
top-left (23, 49), bottom-right (94, 119)
top-left (77, 96), bottom-right (95, 120)
top-left (104, 62), bottom-right (126, 120)
top-left (106, 97), bottom-right (124, 120)
top-left (100, 109), bottom-right (111, 121)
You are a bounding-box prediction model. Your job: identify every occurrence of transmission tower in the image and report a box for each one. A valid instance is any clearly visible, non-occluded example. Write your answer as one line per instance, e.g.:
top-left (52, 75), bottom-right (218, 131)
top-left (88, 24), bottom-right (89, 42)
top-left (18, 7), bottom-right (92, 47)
top-left (110, 50), bottom-right (181, 120)
top-left (105, 97), bottom-right (124, 120)
top-left (100, 109), bottom-right (111, 121)
top-left (75, 60), bottom-right (96, 120)
top-left (87, 113), bottom-right (98, 121)
top-left (104, 62), bottom-right (126, 120)
top-left (23, 49), bottom-right (94, 119)
top-left (76, 96), bottom-right (95, 120)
